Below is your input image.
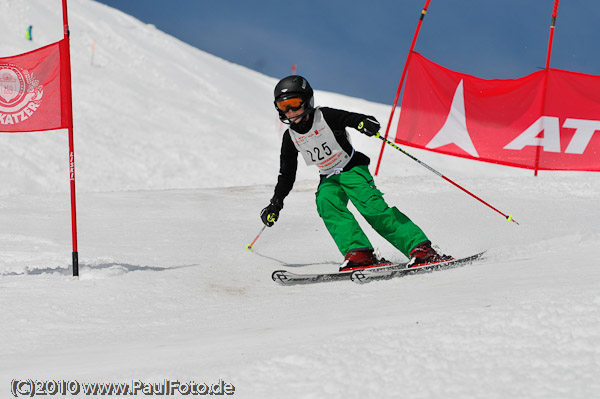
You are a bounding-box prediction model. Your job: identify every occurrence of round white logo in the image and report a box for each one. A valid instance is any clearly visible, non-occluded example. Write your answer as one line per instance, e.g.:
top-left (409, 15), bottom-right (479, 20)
top-left (0, 63), bottom-right (44, 125)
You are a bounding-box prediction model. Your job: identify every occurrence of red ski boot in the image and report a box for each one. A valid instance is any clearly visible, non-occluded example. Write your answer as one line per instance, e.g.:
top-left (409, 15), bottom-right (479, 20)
top-left (339, 248), bottom-right (391, 272)
top-left (408, 241), bottom-right (453, 267)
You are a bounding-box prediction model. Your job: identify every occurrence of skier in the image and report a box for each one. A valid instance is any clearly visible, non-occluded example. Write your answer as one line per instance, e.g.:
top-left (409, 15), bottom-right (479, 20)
top-left (261, 75), bottom-right (450, 270)
top-left (25, 25), bottom-right (33, 41)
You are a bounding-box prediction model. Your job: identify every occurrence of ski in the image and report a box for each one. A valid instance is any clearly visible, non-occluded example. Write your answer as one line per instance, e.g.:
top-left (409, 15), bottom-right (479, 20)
top-left (350, 251), bottom-right (487, 284)
top-left (271, 251), bottom-right (486, 286)
top-left (272, 262), bottom-right (407, 286)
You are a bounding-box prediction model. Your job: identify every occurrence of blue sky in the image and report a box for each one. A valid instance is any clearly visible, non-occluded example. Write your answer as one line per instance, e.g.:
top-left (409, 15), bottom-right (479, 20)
top-left (95, 0), bottom-right (599, 105)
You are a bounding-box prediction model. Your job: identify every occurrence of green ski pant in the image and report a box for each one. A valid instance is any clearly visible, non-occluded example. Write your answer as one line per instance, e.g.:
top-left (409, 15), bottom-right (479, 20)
top-left (315, 165), bottom-right (428, 257)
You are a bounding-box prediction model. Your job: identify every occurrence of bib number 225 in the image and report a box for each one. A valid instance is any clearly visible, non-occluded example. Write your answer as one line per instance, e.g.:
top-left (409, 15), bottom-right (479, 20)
top-left (306, 142), bottom-right (332, 162)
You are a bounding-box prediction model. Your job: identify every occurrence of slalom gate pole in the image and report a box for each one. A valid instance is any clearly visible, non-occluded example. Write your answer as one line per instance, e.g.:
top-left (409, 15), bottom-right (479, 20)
top-left (545, 0), bottom-right (560, 70)
top-left (374, 0), bottom-right (431, 176)
top-left (246, 225), bottom-right (267, 251)
top-left (62, 0), bottom-right (79, 278)
top-left (535, 0), bottom-right (560, 176)
top-left (375, 133), bottom-right (520, 225)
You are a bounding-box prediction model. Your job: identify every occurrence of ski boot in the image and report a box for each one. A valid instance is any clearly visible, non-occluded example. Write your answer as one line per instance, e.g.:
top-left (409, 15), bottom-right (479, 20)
top-left (408, 241), bottom-right (453, 267)
top-left (339, 248), bottom-right (391, 272)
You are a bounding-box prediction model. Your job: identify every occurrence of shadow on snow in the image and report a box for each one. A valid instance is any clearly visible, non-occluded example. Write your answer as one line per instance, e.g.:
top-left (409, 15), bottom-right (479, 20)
top-left (1, 262), bottom-right (198, 277)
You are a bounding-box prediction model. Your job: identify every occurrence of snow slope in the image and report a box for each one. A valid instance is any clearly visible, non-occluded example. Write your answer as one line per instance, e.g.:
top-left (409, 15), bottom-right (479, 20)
top-left (1, 1), bottom-right (599, 398)
top-left (0, 0), bottom-right (405, 196)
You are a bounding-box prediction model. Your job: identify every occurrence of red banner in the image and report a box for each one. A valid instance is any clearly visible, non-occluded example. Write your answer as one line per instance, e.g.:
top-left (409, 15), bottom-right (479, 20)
top-left (0, 39), bottom-right (71, 133)
top-left (396, 52), bottom-right (600, 171)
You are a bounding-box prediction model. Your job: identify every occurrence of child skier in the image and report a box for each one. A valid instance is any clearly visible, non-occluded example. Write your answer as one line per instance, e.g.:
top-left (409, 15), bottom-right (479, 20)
top-left (261, 75), bottom-right (449, 270)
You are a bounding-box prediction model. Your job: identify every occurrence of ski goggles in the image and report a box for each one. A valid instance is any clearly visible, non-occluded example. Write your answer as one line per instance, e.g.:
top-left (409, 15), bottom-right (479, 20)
top-left (275, 97), bottom-right (304, 112)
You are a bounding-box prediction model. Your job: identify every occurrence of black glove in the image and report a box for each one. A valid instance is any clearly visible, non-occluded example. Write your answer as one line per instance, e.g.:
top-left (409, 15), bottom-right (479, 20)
top-left (357, 117), bottom-right (380, 137)
top-left (260, 197), bottom-right (284, 227)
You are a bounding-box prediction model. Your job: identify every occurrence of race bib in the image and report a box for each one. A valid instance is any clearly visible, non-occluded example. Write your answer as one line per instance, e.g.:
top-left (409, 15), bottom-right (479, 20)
top-left (289, 108), bottom-right (353, 175)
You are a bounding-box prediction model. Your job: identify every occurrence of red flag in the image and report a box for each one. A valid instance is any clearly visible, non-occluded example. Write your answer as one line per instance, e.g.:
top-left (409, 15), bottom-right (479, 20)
top-left (0, 39), bottom-right (71, 133)
top-left (396, 52), bottom-right (600, 171)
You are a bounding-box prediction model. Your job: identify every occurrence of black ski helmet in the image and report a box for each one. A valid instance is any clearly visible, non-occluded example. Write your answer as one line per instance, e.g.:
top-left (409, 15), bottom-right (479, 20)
top-left (273, 75), bottom-right (314, 123)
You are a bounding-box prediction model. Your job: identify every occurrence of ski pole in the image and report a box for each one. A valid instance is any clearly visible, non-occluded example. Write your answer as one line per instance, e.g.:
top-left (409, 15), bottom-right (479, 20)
top-left (246, 225), bottom-right (267, 251)
top-left (375, 133), bottom-right (519, 225)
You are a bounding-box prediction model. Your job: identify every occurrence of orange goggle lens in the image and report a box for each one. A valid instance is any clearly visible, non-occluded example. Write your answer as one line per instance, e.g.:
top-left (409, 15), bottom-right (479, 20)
top-left (276, 97), bottom-right (304, 112)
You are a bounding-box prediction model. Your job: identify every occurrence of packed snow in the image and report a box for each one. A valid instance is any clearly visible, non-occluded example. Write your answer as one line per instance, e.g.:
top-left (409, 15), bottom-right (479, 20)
top-left (1, 0), bottom-right (599, 398)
